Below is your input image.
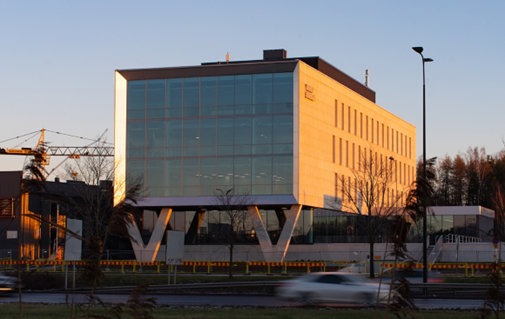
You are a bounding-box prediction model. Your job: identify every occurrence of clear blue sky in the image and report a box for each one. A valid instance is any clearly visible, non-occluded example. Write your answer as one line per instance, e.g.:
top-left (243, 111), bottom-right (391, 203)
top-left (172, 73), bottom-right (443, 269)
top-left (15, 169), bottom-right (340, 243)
top-left (1, 0), bottom-right (504, 174)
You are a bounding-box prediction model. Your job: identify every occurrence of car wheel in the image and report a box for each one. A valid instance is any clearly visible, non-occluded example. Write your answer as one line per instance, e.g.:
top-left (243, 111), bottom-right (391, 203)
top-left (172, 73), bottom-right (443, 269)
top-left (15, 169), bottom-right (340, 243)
top-left (298, 292), bottom-right (318, 306)
top-left (359, 292), bottom-right (375, 306)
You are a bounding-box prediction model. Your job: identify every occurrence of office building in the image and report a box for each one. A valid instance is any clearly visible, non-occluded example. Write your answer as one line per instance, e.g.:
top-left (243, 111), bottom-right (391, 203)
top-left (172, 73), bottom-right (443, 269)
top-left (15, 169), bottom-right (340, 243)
top-left (114, 49), bottom-right (417, 261)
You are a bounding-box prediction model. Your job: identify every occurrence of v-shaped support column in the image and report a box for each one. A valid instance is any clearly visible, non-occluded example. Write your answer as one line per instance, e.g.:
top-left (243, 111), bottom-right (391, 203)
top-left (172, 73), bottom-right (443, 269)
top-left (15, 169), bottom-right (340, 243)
top-left (248, 205), bottom-right (302, 262)
top-left (127, 208), bottom-right (172, 262)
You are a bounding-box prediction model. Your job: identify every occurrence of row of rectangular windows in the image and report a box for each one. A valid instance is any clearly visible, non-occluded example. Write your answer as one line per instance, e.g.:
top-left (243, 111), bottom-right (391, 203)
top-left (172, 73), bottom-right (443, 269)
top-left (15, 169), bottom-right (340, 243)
top-left (332, 137), bottom-right (414, 187)
top-left (334, 174), bottom-right (410, 208)
top-left (334, 100), bottom-right (412, 159)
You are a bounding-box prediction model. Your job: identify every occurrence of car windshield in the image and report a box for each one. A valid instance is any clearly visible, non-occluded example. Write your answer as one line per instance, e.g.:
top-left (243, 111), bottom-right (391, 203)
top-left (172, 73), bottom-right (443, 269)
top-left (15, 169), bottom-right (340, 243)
top-left (343, 274), bottom-right (369, 283)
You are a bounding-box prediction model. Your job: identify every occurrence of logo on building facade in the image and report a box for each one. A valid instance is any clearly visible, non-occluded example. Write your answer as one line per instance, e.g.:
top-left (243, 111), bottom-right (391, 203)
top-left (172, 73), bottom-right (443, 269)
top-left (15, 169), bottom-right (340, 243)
top-left (305, 84), bottom-right (315, 101)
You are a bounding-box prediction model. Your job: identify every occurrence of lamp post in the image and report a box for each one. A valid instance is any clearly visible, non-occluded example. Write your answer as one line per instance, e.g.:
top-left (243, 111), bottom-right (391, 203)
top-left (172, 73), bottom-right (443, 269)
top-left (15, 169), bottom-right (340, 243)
top-left (412, 46), bottom-right (433, 284)
top-left (389, 156), bottom-right (397, 212)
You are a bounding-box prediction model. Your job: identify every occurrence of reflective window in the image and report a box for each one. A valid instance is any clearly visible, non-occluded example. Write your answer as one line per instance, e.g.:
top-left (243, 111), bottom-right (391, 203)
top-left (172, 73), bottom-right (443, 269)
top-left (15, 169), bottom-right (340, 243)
top-left (273, 102), bottom-right (293, 114)
top-left (454, 215), bottom-right (465, 235)
top-left (443, 216), bottom-right (454, 233)
top-left (182, 158), bottom-right (199, 186)
top-left (127, 121), bottom-right (145, 150)
top-left (183, 107), bottom-right (199, 117)
top-left (126, 160), bottom-right (144, 191)
top-left (200, 106), bottom-right (216, 117)
top-left (183, 119), bottom-right (199, 148)
top-left (253, 74), bottom-right (272, 104)
top-left (234, 157), bottom-right (251, 186)
top-left (126, 72), bottom-right (294, 197)
top-left (199, 158), bottom-right (216, 186)
top-left (217, 118), bottom-right (234, 146)
top-left (253, 116), bottom-right (272, 144)
top-left (234, 117), bottom-right (252, 145)
top-left (167, 79), bottom-right (182, 108)
top-left (217, 76), bottom-right (234, 105)
top-left (166, 108), bottom-right (182, 118)
top-left (273, 73), bottom-right (293, 103)
top-left (252, 156), bottom-right (272, 186)
top-left (127, 80), bottom-right (145, 110)
top-left (199, 118), bottom-right (216, 147)
top-left (235, 75), bottom-right (252, 105)
top-left (183, 78), bottom-right (199, 107)
top-left (146, 159), bottom-right (164, 188)
top-left (166, 120), bottom-right (182, 148)
top-left (466, 215), bottom-right (477, 237)
top-left (253, 103), bottom-right (272, 115)
top-left (147, 109), bottom-right (164, 119)
top-left (146, 120), bottom-right (164, 148)
top-left (235, 104), bottom-right (252, 115)
top-left (273, 156), bottom-right (293, 185)
top-left (216, 157), bottom-right (233, 189)
top-left (166, 158), bottom-right (181, 187)
top-left (200, 77), bottom-right (217, 107)
top-left (273, 115), bottom-right (293, 144)
top-left (147, 79), bottom-right (165, 109)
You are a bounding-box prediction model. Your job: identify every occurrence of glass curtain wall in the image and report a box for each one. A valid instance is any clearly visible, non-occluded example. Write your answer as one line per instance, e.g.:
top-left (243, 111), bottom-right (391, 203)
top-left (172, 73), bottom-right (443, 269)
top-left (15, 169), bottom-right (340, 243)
top-left (423, 215), bottom-right (491, 243)
top-left (126, 73), bottom-right (294, 197)
top-left (189, 208), bottom-right (312, 245)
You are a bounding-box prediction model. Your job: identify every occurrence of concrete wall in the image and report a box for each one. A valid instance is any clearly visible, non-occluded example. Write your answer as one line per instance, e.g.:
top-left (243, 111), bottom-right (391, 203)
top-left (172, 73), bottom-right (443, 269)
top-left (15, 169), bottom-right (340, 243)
top-left (155, 243), bottom-right (424, 262)
top-left (176, 242), bottom-right (503, 263)
top-left (439, 242), bottom-right (505, 263)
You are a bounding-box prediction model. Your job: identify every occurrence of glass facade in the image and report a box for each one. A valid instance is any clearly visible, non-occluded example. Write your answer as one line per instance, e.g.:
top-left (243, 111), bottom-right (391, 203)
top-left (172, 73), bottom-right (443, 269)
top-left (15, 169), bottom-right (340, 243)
top-left (126, 73), bottom-right (294, 197)
top-left (411, 214), bottom-right (494, 244)
top-left (313, 209), bottom-right (377, 243)
top-left (166, 208), bottom-right (313, 245)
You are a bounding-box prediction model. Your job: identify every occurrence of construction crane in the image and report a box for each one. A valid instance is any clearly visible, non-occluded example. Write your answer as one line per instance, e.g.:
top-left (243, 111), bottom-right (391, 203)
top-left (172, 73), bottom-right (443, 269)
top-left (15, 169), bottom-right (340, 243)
top-left (0, 129), bottom-right (114, 177)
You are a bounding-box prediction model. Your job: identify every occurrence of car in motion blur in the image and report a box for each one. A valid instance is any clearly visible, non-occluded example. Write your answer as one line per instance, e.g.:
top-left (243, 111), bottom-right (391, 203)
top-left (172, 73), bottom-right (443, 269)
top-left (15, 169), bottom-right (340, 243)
top-left (275, 272), bottom-right (392, 305)
top-left (0, 273), bottom-right (18, 292)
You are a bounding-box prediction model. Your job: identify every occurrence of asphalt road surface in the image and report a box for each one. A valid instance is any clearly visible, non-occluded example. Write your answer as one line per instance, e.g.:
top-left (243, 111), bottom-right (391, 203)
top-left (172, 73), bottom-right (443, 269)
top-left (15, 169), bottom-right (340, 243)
top-left (0, 293), bottom-right (486, 310)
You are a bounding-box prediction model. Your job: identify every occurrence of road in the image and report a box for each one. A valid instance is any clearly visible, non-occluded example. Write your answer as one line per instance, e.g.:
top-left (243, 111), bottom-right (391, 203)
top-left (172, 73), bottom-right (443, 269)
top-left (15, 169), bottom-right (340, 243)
top-left (0, 293), bottom-right (485, 310)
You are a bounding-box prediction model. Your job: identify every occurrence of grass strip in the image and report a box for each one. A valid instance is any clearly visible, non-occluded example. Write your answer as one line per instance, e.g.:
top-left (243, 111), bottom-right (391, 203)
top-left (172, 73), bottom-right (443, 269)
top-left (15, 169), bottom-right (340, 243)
top-left (0, 304), bottom-right (483, 319)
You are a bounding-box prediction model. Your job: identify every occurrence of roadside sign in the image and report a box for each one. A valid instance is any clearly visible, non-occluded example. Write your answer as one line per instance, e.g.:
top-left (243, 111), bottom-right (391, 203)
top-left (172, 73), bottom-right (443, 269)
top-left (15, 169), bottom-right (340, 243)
top-left (493, 237), bottom-right (499, 245)
top-left (166, 231), bottom-right (184, 265)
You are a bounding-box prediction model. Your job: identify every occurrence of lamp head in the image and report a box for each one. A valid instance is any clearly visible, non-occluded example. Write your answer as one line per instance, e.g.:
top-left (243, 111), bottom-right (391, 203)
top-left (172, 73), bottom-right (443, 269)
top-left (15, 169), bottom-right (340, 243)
top-left (412, 47), bottom-right (423, 54)
top-left (424, 58), bottom-right (434, 62)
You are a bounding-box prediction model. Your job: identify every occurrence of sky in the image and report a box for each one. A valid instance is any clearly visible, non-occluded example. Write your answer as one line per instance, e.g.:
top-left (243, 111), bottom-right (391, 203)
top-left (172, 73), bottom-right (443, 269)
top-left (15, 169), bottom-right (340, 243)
top-left (0, 0), bottom-right (504, 175)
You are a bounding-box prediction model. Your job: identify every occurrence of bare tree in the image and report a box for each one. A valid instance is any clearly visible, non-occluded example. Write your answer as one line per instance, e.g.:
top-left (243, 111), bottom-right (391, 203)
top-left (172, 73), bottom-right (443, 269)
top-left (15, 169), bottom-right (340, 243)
top-left (452, 154), bottom-right (467, 206)
top-left (212, 188), bottom-right (255, 279)
top-left (434, 155), bottom-right (452, 205)
top-left (23, 156), bottom-right (145, 318)
top-left (465, 147), bottom-right (491, 206)
top-left (334, 149), bottom-right (402, 278)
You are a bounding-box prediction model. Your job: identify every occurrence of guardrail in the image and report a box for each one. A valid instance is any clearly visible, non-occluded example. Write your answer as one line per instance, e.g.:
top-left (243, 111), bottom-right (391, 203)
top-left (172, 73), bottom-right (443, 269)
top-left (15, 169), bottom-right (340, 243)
top-left (63, 281), bottom-right (505, 299)
top-left (379, 262), bottom-right (502, 277)
top-left (1, 259), bottom-right (503, 277)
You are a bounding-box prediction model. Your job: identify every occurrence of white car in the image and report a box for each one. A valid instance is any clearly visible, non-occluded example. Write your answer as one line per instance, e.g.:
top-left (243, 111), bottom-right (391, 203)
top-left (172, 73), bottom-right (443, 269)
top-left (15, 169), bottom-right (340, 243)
top-left (0, 273), bottom-right (18, 292)
top-left (276, 272), bottom-right (393, 305)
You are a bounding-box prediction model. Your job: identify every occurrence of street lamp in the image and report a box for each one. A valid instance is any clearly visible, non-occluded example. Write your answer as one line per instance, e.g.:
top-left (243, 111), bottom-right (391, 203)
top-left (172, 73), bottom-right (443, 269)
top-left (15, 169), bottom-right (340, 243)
top-left (412, 46), bottom-right (433, 284)
top-left (389, 156), bottom-right (397, 210)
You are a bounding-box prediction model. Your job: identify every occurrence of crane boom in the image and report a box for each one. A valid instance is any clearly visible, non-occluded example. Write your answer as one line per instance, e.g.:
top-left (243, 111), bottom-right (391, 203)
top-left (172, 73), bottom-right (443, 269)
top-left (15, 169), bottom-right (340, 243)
top-left (0, 129), bottom-right (114, 167)
top-left (0, 146), bottom-right (114, 156)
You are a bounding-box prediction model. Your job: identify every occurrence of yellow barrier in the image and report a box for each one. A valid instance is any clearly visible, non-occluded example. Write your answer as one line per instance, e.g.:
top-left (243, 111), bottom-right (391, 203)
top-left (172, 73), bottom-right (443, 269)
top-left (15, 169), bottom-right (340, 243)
top-left (2, 260), bottom-right (503, 276)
